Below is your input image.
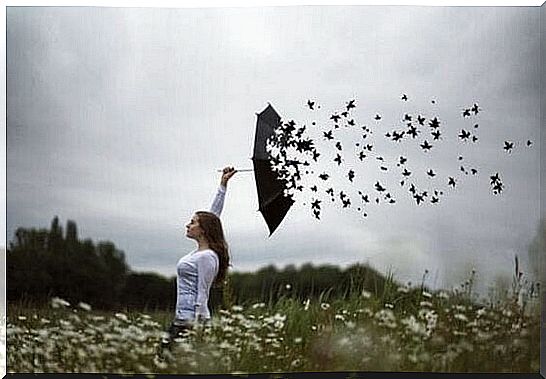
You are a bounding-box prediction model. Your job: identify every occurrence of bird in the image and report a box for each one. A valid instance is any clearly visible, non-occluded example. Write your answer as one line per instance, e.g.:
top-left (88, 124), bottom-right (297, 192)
top-left (462, 108), bottom-right (471, 117)
top-left (458, 129), bottom-right (471, 141)
top-left (431, 130), bottom-right (441, 140)
top-left (334, 154), bottom-right (343, 166)
top-left (376, 156), bottom-right (384, 161)
top-left (330, 114), bottom-right (341, 123)
top-left (402, 168), bottom-right (412, 177)
top-left (319, 173), bottom-right (330, 181)
top-left (335, 141), bottom-right (343, 151)
top-left (503, 141), bottom-right (514, 153)
top-left (526, 140), bottom-right (533, 147)
top-left (375, 114), bottom-right (382, 120)
top-left (374, 181), bottom-right (386, 192)
top-left (347, 119), bottom-right (355, 126)
top-left (312, 150), bottom-right (320, 161)
top-left (427, 169), bottom-right (436, 177)
top-left (474, 124), bottom-right (479, 129)
top-left (428, 117), bottom-right (440, 129)
top-left (310, 185), bottom-right (318, 192)
top-left (472, 135), bottom-right (478, 143)
top-left (311, 199), bottom-right (321, 210)
top-left (420, 140), bottom-right (433, 151)
top-left (471, 103), bottom-right (480, 114)
top-left (448, 177), bottom-right (456, 188)
top-left (431, 99), bottom-right (436, 104)
top-left (348, 170), bottom-right (355, 182)
top-left (323, 130), bottom-right (334, 140)
top-left (380, 166), bottom-right (388, 171)
top-left (399, 156), bottom-right (407, 165)
top-left (431, 197), bottom-right (439, 204)
top-left (407, 125), bottom-right (419, 139)
top-left (401, 94), bottom-right (408, 101)
top-left (346, 99), bottom-right (356, 110)
top-left (295, 125), bottom-right (306, 138)
top-left (404, 113), bottom-right (412, 122)
top-left (471, 168), bottom-right (478, 175)
top-left (341, 111), bottom-right (349, 118)
top-left (326, 188), bottom-right (334, 196)
top-left (490, 172), bottom-right (500, 185)
top-left (313, 209), bottom-right (321, 219)
top-left (392, 130), bottom-right (405, 142)
top-left (342, 198), bottom-right (351, 208)
top-left (358, 151), bottom-right (367, 161)
top-left (307, 100), bottom-right (315, 110)
top-left (417, 115), bottom-right (426, 125)
top-left (414, 193), bottom-right (425, 205)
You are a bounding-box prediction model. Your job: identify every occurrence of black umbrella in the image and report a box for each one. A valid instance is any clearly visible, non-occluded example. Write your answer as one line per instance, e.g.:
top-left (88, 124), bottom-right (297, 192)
top-left (252, 104), bottom-right (295, 236)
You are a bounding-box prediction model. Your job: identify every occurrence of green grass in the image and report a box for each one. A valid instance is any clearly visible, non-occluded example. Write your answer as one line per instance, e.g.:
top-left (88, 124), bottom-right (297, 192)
top-left (5, 276), bottom-right (541, 374)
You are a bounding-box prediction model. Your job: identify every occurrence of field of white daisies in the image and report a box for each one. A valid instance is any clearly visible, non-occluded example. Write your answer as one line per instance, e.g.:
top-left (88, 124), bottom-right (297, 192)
top-left (6, 278), bottom-right (540, 374)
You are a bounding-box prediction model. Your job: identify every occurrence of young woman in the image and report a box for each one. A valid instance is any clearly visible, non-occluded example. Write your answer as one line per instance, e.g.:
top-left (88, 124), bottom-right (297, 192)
top-left (160, 166), bottom-right (237, 352)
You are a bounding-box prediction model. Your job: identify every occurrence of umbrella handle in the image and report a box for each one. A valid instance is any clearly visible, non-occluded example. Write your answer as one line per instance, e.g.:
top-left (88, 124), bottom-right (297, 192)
top-left (216, 168), bottom-right (254, 172)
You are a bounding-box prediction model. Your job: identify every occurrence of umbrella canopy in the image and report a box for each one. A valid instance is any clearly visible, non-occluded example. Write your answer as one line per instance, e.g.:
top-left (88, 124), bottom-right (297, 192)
top-left (252, 104), bottom-right (295, 236)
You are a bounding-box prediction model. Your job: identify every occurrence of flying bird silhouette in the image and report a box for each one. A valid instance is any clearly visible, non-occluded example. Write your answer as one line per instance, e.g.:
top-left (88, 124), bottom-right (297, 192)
top-left (459, 129), bottom-right (471, 141)
top-left (503, 141), bottom-right (514, 153)
top-left (401, 94), bottom-right (408, 101)
top-left (420, 140), bottom-right (433, 151)
top-left (307, 100), bottom-right (315, 110)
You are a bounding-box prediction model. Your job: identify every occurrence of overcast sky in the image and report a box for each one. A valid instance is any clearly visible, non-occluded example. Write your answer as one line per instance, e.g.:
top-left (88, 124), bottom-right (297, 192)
top-left (6, 4), bottom-right (543, 295)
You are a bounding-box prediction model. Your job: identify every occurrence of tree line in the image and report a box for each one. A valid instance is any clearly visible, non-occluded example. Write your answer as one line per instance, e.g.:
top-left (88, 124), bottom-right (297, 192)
top-left (7, 217), bottom-right (392, 312)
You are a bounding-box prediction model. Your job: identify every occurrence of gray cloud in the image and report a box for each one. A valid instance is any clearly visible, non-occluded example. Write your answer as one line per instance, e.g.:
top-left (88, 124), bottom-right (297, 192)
top-left (7, 6), bottom-right (542, 295)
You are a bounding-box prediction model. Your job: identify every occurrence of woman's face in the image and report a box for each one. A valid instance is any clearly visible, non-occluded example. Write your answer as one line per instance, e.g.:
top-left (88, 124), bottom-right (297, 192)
top-left (185, 214), bottom-right (204, 240)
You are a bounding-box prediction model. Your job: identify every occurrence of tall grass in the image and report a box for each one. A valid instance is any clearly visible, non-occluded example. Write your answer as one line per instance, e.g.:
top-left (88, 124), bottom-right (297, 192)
top-left (6, 263), bottom-right (540, 374)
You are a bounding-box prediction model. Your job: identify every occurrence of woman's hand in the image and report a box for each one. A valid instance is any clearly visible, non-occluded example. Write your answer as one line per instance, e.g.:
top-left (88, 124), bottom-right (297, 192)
top-left (220, 166), bottom-right (237, 187)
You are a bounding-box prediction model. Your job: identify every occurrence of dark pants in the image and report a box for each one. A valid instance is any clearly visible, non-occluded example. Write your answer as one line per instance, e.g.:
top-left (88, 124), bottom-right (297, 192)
top-left (160, 319), bottom-right (193, 352)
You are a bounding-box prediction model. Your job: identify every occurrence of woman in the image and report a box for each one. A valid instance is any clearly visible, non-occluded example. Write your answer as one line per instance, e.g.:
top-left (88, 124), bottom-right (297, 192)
top-left (160, 166), bottom-right (237, 352)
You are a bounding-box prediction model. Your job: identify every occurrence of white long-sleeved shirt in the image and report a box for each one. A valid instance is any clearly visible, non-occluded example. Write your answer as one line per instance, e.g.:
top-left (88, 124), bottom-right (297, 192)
top-left (175, 185), bottom-right (226, 321)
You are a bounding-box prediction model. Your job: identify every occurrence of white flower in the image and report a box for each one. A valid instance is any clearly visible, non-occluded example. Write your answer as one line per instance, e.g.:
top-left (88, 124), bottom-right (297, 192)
top-left (361, 289), bottom-right (372, 299)
top-left (335, 314), bottom-right (345, 321)
top-left (420, 301), bottom-right (433, 308)
top-left (294, 337), bottom-right (303, 344)
top-left (397, 286), bottom-right (409, 293)
top-left (231, 305), bottom-right (244, 312)
top-left (476, 308), bottom-right (487, 318)
top-left (454, 313), bottom-right (468, 322)
top-left (285, 284), bottom-right (292, 290)
top-left (422, 291), bottom-right (432, 298)
top-left (384, 303), bottom-right (394, 309)
top-left (251, 303), bottom-right (265, 309)
top-left (303, 299), bottom-right (310, 311)
top-left (320, 303), bottom-right (330, 310)
top-left (437, 291), bottom-right (449, 299)
top-left (51, 297), bottom-right (70, 308)
top-left (17, 316), bottom-right (26, 321)
top-left (77, 302), bottom-right (92, 311)
top-left (114, 313), bottom-right (129, 322)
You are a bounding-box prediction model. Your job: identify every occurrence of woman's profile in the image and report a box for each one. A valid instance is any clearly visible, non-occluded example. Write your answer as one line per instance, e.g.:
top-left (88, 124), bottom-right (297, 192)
top-left (159, 166), bottom-right (237, 355)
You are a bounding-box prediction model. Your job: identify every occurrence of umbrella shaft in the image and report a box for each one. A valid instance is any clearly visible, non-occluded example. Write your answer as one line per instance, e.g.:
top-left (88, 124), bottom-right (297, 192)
top-left (216, 168), bottom-right (253, 172)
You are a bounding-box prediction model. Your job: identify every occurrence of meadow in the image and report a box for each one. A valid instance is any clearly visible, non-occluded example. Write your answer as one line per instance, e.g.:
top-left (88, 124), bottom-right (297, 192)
top-left (5, 271), bottom-right (541, 375)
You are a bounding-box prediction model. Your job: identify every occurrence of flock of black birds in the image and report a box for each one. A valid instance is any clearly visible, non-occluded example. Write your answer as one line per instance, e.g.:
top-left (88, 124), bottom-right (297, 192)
top-left (266, 95), bottom-right (534, 220)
